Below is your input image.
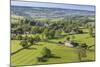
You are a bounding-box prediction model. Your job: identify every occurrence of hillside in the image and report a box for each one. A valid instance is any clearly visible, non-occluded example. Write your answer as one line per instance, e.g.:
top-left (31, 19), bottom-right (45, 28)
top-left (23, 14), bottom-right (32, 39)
top-left (11, 6), bottom-right (95, 19)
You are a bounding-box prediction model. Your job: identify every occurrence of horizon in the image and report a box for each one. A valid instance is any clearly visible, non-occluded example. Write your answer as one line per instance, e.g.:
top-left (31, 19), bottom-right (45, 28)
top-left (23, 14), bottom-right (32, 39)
top-left (11, 1), bottom-right (95, 11)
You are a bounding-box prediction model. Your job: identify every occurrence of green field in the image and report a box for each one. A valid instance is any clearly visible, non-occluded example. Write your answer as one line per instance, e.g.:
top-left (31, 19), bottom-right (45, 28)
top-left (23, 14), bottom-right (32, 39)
top-left (11, 30), bottom-right (95, 66)
top-left (11, 3), bottom-right (95, 66)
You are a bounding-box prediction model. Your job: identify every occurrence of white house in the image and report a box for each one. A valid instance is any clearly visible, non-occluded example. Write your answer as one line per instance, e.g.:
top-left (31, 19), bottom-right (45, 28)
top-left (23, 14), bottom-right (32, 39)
top-left (64, 41), bottom-right (74, 47)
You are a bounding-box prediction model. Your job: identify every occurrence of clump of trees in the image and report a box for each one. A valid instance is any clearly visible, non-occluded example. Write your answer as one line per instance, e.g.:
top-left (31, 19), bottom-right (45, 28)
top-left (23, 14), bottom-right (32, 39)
top-left (41, 47), bottom-right (52, 58)
top-left (16, 34), bottom-right (23, 40)
top-left (19, 35), bottom-right (41, 48)
top-left (81, 43), bottom-right (88, 49)
top-left (66, 37), bottom-right (70, 41)
top-left (89, 25), bottom-right (94, 37)
top-left (11, 15), bottom-right (94, 42)
top-left (37, 47), bottom-right (52, 62)
top-left (11, 16), bottom-right (90, 40)
top-left (20, 40), bottom-right (29, 48)
top-left (77, 43), bottom-right (88, 61)
top-left (27, 37), bottom-right (35, 45)
top-left (77, 47), bottom-right (87, 61)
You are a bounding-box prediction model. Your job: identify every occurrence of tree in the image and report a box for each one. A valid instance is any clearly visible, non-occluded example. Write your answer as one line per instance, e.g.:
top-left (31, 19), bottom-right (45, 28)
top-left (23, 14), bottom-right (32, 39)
top-left (43, 28), bottom-right (49, 39)
top-left (55, 29), bottom-right (62, 37)
top-left (23, 18), bottom-right (30, 24)
top-left (77, 46), bottom-right (87, 62)
top-left (16, 25), bottom-right (23, 34)
top-left (48, 29), bottom-right (55, 39)
top-left (31, 26), bottom-right (41, 34)
top-left (66, 37), bottom-right (70, 41)
top-left (41, 47), bottom-right (52, 58)
top-left (89, 26), bottom-right (93, 37)
top-left (16, 34), bottom-right (22, 40)
top-left (27, 37), bottom-right (34, 45)
top-left (23, 35), bottom-right (28, 40)
top-left (81, 43), bottom-right (88, 49)
top-left (22, 24), bottom-right (31, 33)
top-left (20, 40), bottom-right (29, 48)
top-left (37, 47), bottom-right (52, 62)
top-left (70, 41), bottom-right (79, 47)
top-left (34, 35), bottom-right (41, 42)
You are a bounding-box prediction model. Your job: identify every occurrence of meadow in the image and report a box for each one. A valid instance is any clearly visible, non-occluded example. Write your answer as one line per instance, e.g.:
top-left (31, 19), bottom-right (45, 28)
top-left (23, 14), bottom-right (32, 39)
top-left (11, 3), bottom-right (95, 66)
top-left (11, 29), bottom-right (95, 66)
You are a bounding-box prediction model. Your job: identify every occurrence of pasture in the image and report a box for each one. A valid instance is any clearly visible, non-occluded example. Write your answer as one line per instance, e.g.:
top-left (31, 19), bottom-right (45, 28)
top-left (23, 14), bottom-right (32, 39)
top-left (11, 30), bottom-right (95, 66)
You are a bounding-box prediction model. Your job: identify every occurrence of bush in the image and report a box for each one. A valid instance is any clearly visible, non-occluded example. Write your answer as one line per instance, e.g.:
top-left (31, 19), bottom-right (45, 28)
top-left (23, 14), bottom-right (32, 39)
top-left (41, 47), bottom-right (52, 58)
top-left (66, 37), bottom-right (70, 41)
top-left (37, 47), bottom-right (52, 62)
top-left (16, 34), bottom-right (22, 40)
top-left (20, 40), bottom-right (29, 48)
top-left (27, 37), bottom-right (34, 45)
top-left (58, 41), bottom-right (64, 44)
top-left (81, 43), bottom-right (88, 49)
top-left (70, 41), bottom-right (79, 47)
top-left (78, 30), bottom-right (83, 34)
top-left (34, 35), bottom-right (41, 42)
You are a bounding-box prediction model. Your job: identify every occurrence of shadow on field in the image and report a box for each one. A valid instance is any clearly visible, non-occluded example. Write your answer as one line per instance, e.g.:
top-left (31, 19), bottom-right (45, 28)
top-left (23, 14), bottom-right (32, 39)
top-left (26, 47), bottom-right (37, 50)
top-left (50, 54), bottom-right (61, 59)
top-left (80, 59), bottom-right (94, 62)
top-left (11, 48), bottom-right (24, 55)
top-left (11, 45), bottom-right (37, 55)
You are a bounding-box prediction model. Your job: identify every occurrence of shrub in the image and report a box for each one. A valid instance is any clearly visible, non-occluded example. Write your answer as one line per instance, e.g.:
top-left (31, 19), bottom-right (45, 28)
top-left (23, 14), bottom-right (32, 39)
top-left (37, 47), bottom-right (52, 62)
top-left (66, 37), bottom-right (70, 41)
top-left (20, 40), bottom-right (29, 48)
top-left (81, 43), bottom-right (88, 49)
top-left (41, 47), bottom-right (52, 58)
top-left (34, 35), bottom-right (41, 42)
top-left (16, 34), bottom-right (22, 40)
top-left (27, 37), bottom-right (34, 45)
top-left (70, 41), bottom-right (79, 47)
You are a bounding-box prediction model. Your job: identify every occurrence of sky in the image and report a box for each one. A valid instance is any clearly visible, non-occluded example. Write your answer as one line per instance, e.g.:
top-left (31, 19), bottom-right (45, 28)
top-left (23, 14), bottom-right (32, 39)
top-left (11, 1), bottom-right (95, 11)
top-left (12, 0), bottom-right (95, 5)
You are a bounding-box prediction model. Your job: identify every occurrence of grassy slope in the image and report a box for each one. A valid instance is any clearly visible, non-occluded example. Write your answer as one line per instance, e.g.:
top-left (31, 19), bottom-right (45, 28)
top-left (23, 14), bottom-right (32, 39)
top-left (11, 29), bottom-right (95, 66)
top-left (11, 40), bottom-right (22, 53)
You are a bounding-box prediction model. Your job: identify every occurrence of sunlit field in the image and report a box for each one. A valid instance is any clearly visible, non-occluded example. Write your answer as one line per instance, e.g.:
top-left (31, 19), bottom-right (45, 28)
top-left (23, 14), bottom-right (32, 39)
top-left (11, 1), bottom-right (95, 66)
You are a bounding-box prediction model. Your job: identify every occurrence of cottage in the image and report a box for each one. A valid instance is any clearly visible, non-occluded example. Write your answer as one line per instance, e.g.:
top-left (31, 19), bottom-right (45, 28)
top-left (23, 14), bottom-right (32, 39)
top-left (58, 40), bottom-right (79, 47)
top-left (64, 41), bottom-right (74, 47)
top-left (65, 40), bottom-right (79, 47)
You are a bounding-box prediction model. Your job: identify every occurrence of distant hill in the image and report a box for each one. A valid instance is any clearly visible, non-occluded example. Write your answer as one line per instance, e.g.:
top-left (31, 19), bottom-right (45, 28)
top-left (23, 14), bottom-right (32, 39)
top-left (11, 6), bottom-right (95, 19)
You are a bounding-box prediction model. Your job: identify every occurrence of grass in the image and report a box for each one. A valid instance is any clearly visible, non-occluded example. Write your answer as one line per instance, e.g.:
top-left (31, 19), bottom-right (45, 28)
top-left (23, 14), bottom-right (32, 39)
top-left (11, 40), bottom-right (22, 53)
top-left (11, 29), bottom-right (95, 66)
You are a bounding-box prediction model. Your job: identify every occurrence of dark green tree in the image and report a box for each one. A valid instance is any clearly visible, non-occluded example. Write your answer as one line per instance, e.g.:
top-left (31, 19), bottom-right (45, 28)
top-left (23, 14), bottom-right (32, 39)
top-left (27, 37), bottom-right (34, 45)
top-left (55, 29), bottom-right (62, 37)
top-left (48, 29), bottom-right (55, 39)
top-left (89, 26), bottom-right (93, 37)
top-left (16, 34), bottom-right (22, 40)
top-left (77, 46), bottom-right (87, 62)
top-left (34, 35), bottom-right (41, 42)
top-left (66, 37), bottom-right (70, 41)
top-left (81, 43), bottom-right (88, 49)
top-left (41, 47), bottom-right (52, 58)
top-left (20, 40), bottom-right (29, 48)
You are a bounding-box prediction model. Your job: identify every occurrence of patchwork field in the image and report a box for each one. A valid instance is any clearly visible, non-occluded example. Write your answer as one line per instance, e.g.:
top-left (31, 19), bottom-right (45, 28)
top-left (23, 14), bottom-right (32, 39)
top-left (11, 2), bottom-right (95, 66)
top-left (11, 31), bottom-right (95, 66)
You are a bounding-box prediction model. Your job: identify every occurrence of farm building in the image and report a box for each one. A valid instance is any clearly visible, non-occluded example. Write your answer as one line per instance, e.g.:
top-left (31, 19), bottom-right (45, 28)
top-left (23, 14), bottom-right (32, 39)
top-left (64, 41), bottom-right (74, 47)
top-left (59, 40), bottom-right (79, 47)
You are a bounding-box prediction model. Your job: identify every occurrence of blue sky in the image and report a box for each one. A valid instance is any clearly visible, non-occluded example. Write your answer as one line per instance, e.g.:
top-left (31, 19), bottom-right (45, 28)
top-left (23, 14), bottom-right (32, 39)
top-left (11, 1), bottom-right (95, 11)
